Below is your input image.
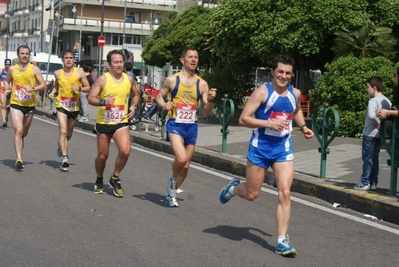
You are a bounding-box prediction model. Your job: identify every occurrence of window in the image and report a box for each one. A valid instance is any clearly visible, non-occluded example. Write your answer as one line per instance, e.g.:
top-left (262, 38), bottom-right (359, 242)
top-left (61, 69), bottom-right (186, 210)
top-left (126, 10), bottom-right (140, 23)
top-left (111, 34), bottom-right (142, 46)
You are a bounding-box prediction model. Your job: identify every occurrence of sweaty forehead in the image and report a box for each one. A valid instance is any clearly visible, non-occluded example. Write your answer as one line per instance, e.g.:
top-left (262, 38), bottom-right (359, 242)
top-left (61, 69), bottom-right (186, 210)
top-left (275, 63), bottom-right (293, 72)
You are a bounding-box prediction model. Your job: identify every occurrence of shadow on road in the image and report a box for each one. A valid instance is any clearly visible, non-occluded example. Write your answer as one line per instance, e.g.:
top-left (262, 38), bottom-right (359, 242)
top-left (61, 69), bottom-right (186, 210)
top-left (203, 225), bottom-right (275, 252)
top-left (0, 159), bottom-right (32, 170)
top-left (132, 192), bottom-right (184, 207)
top-left (39, 160), bottom-right (71, 170)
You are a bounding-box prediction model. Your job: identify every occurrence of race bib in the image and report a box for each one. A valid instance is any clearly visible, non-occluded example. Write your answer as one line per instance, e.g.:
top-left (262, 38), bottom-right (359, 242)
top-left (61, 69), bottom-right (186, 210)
top-left (104, 105), bottom-right (125, 123)
top-left (15, 85), bottom-right (32, 102)
top-left (264, 111), bottom-right (293, 137)
top-left (60, 96), bottom-right (77, 111)
top-left (175, 103), bottom-right (196, 124)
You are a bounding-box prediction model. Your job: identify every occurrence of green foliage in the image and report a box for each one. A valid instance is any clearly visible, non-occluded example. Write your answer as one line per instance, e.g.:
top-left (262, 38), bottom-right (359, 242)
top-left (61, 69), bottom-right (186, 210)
top-left (310, 56), bottom-right (397, 137)
top-left (200, 62), bottom-right (254, 107)
top-left (212, 0), bottom-right (370, 69)
top-left (332, 22), bottom-right (397, 60)
top-left (337, 110), bottom-right (366, 138)
top-left (142, 6), bottom-right (214, 68)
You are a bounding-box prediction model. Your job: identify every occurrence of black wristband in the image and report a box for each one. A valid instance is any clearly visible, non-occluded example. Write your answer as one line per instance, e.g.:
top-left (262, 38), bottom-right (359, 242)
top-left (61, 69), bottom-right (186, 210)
top-left (207, 98), bottom-right (214, 103)
top-left (300, 124), bottom-right (307, 132)
top-left (78, 87), bottom-right (82, 91)
top-left (99, 100), bottom-right (106, 106)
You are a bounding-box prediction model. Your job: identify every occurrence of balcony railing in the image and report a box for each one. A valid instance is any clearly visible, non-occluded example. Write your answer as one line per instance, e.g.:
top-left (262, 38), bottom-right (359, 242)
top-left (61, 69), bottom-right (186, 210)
top-left (60, 18), bottom-right (160, 32)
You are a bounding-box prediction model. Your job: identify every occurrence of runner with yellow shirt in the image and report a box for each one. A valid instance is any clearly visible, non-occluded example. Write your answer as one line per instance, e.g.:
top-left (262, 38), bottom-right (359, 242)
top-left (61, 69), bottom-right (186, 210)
top-left (48, 50), bottom-right (90, 171)
top-left (88, 50), bottom-right (139, 197)
top-left (3, 45), bottom-right (46, 170)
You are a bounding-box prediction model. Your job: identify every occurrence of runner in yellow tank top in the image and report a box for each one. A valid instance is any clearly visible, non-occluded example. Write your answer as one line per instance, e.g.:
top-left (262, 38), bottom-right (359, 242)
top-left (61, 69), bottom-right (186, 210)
top-left (54, 67), bottom-right (82, 112)
top-left (88, 49), bottom-right (139, 197)
top-left (10, 63), bottom-right (36, 107)
top-left (48, 50), bottom-right (91, 171)
top-left (167, 72), bottom-right (201, 122)
top-left (3, 45), bottom-right (46, 170)
top-left (156, 46), bottom-right (217, 207)
top-left (96, 72), bottom-right (131, 125)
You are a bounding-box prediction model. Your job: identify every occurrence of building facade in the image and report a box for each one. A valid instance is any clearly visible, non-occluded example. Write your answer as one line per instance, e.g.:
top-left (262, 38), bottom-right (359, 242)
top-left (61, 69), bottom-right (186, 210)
top-left (0, 0), bottom-right (211, 86)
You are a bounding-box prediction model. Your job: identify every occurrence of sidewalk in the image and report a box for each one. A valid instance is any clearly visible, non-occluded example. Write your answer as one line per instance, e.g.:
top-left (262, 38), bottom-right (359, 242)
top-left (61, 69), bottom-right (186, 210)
top-left (35, 105), bottom-right (399, 225)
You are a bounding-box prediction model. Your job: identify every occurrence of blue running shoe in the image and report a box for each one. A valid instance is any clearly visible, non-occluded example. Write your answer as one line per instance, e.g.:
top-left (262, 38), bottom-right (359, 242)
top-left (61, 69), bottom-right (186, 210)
top-left (275, 238), bottom-right (297, 257)
top-left (219, 179), bottom-right (240, 204)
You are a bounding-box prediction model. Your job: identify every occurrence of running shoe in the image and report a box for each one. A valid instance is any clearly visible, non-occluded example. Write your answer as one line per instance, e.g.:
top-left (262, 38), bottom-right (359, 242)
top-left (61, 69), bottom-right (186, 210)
top-left (109, 176), bottom-right (124, 197)
top-left (79, 116), bottom-right (89, 123)
top-left (166, 172), bottom-right (179, 207)
top-left (15, 158), bottom-right (24, 170)
top-left (94, 178), bottom-right (104, 194)
top-left (60, 156), bottom-right (69, 171)
top-left (166, 195), bottom-right (179, 207)
top-left (2, 120), bottom-right (7, 127)
top-left (275, 237), bottom-right (297, 257)
top-left (57, 144), bottom-right (62, 157)
top-left (219, 179), bottom-right (240, 204)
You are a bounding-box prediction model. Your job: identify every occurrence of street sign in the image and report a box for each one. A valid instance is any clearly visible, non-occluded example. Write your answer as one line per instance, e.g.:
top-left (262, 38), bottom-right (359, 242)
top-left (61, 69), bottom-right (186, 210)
top-left (98, 35), bottom-right (105, 47)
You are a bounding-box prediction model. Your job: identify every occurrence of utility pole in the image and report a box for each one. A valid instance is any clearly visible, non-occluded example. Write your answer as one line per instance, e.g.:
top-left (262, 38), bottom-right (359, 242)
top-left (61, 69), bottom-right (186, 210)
top-left (99, 0), bottom-right (105, 74)
top-left (5, 0), bottom-right (10, 59)
top-left (78, 0), bottom-right (84, 62)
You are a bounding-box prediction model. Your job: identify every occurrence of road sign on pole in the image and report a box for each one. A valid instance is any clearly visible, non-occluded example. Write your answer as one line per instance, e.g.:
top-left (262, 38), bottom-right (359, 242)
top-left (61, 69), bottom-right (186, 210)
top-left (98, 35), bottom-right (105, 47)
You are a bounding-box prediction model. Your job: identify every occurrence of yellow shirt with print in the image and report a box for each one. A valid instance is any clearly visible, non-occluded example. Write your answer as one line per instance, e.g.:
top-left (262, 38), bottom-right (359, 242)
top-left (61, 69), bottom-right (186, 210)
top-left (169, 72), bottom-right (201, 122)
top-left (10, 64), bottom-right (37, 107)
top-left (55, 67), bottom-right (82, 112)
top-left (96, 72), bottom-right (131, 125)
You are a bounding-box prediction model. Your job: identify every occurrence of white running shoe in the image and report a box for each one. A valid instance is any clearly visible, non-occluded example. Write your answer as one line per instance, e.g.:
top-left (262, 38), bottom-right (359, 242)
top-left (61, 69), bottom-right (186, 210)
top-left (61, 156), bottom-right (69, 171)
top-left (166, 195), bottom-right (179, 207)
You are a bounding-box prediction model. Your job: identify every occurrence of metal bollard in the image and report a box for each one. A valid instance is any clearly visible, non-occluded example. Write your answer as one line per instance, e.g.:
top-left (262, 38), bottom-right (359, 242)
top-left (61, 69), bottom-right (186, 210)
top-left (312, 102), bottom-right (340, 179)
top-left (217, 94), bottom-right (235, 153)
top-left (159, 106), bottom-right (168, 139)
top-left (48, 81), bottom-right (54, 110)
top-left (136, 90), bottom-right (146, 132)
top-left (379, 118), bottom-right (398, 196)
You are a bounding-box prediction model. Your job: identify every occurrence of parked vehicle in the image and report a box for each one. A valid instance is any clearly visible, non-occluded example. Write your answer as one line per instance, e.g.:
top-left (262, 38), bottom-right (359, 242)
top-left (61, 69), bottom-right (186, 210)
top-left (11, 52), bottom-right (63, 83)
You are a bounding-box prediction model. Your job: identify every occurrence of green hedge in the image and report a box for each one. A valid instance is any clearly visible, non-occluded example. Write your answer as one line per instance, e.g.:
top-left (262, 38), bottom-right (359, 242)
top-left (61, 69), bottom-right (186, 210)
top-left (310, 56), bottom-right (398, 137)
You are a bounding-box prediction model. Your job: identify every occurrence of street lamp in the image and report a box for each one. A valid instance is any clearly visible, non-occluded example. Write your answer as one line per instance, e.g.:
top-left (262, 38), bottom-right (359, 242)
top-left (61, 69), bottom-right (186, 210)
top-left (72, 5), bottom-right (76, 24)
top-left (70, 3), bottom-right (83, 63)
top-left (146, 13), bottom-right (158, 87)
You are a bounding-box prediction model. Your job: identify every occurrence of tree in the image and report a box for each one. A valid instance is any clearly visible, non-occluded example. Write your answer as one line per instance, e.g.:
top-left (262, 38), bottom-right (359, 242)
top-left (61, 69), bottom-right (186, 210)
top-left (332, 22), bottom-right (397, 60)
top-left (142, 6), bottom-right (215, 68)
top-left (211, 0), bottom-right (370, 71)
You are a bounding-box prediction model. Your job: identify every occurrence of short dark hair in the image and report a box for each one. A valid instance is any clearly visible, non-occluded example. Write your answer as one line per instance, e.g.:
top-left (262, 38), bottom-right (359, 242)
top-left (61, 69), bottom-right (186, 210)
top-left (83, 65), bottom-right (92, 72)
top-left (124, 62), bottom-right (133, 72)
top-left (271, 54), bottom-right (295, 70)
top-left (61, 49), bottom-right (74, 58)
top-left (17, 45), bottom-right (30, 54)
top-left (366, 76), bottom-right (383, 92)
top-left (106, 49), bottom-right (125, 63)
top-left (181, 46), bottom-right (198, 58)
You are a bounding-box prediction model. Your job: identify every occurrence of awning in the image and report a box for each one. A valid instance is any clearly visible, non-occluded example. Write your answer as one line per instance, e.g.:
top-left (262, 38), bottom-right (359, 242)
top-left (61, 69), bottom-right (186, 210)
top-left (133, 62), bottom-right (144, 70)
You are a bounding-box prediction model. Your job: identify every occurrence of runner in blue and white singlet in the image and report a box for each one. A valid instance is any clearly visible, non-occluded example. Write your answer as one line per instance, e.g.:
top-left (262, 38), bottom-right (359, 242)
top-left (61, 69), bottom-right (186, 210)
top-left (248, 82), bottom-right (297, 168)
top-left (218, 55), bottom-right (314, 257)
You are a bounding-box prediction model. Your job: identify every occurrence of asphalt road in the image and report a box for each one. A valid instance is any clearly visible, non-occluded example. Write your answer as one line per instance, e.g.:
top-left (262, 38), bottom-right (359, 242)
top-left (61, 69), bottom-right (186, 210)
top-left (1, 115), bottom-right (399, 267)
